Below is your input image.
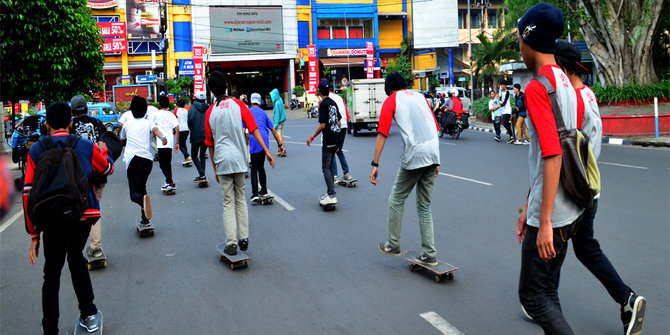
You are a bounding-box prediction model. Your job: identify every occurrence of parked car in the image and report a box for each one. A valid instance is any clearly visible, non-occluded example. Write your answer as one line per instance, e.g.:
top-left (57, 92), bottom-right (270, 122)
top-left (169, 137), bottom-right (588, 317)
top-left (87, 102), bottom-right (119, 132)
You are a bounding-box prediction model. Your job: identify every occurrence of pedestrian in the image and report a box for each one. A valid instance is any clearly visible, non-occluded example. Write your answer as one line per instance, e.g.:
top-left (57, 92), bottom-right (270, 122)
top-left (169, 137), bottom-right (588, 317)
top-left (371, 72), bottom-right (441, 266)
top-left (554, 40), bottom-right (646, 335)
top-left (489, 91), bottom-right (502, 141)
top-left (70, 95), bottom-right (109, 260)
top-left (306, 79), bottom-right (341, 207)
top-left (271, 88), bottom-right (287, 157)
top-left (246, 93), bottom-right (285, 202)
top-left (498, 82), bottom-right (515, 143)
top-left (24, 102), bottom-right (114, 334)
top-left (515, 4), bottom-right (582, 334)
top-left (188, 93), bottom-right (210, 184)
top-left (513, 84), bottom-right (531, 144)
top-left (174, 99), bottom-right (192, 165)
top-left (120, 96), bottom-right (167, 228)
top-left (205, 71), bottom-right (275, 256)
top-left (328, 86), bottom-right (355, 185)
top-left (154, 95), bottom-right (180, 193)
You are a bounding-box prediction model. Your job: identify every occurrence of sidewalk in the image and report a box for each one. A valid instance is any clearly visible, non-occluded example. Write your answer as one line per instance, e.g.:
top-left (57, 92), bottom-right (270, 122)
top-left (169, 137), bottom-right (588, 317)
top-left (469, 117), bottom-right (670, 147)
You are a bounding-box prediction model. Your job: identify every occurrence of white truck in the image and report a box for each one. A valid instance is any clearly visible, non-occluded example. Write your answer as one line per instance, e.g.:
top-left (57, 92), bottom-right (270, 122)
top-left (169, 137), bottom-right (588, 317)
top-left (347, 78), bottom-right (386, 136)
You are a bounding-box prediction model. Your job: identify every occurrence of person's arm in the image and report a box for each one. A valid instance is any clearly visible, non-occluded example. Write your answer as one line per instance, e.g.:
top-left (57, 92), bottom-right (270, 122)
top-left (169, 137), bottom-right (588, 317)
top-left (251, 128), bottom-right (275, 168)
top-left (369, 133), bottom-right (387, 186)
top-left (537, 155), bottom-right (561, 262)
top-left (23, 148), bottom-right (40, 265)
top-left (90, 142), bottom-right (114, 177)
top-left (152, 127), bottom-right (167, 145)
top-left (174, 125), bottom-right (180, 153)
top-left (370, 93), bottom-right (397, 185)
top-left (517, 188), bottom-right (531, 243)
top-left (270, 128), bottom-right (285, 155)
top-left (306, 123), bottom-right (325, 146)
top-left (208, 145), bottom-right (219, 184)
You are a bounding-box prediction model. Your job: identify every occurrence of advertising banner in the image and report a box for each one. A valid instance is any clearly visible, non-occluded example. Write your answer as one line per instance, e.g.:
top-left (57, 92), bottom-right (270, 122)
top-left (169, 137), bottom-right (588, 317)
top-left (307, 45), bottom-right (318, 94)
top-left (178, 59), bottom-right (194, 76)
top-left (209, 6), bottom-right (284, 54)
top-left (366, 42), bottom-right (374, 79)
top-left (98, 22), bottom-right (126, 38)
top-left (102, 37), bottom-right (128, 53)
top-left (113, 85), bottom-right (151, 103)
top-left (126, 0), bottom-right (162, 40)
top-left (413, 0), bottom-right (458, 49)
top-left (87, 0), bottom-right (118, 9)
top-left (320, 48), bottom-right (367, 58)
top-left (193, 46), bottom-right (205, 96)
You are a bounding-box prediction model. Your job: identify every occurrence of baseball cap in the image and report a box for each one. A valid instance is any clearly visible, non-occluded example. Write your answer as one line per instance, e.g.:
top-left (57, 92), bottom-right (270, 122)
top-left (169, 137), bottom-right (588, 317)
top-left (318, 79), bottom-right (331, 92)
top-left (250, 93), bottom-right (262, 105)
top-left (70, 95), bottom-right (87, 113)
top-left (517, 3), bottom-right (564, 54)
top-left (555, 40), bottom-right (589, 74)
top-left (195, 92), bottom-right (206, 101)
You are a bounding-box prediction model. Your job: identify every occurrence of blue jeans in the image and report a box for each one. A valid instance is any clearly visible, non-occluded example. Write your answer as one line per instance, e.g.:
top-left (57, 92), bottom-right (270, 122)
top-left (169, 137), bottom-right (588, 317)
top-left (331, 131), bottom-right (349, 176)
top-left (572, 200), bottom-right (631, 304)
top-left (519, 221), bottom-right (579, 335)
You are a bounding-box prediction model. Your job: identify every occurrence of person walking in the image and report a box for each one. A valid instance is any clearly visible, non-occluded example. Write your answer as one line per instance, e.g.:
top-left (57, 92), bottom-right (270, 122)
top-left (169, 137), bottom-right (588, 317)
top-left (306, 79), bottom-right (341, 207)
top-left (328, 86), bottom-right (355, 185)
top-left (270, 88), bottom-right (287, 157)
top-left (188, 93), bottom-right (210, 184)
top-left (554, 40), bottom-right (646, 335)
top-left (489, 91), bottom-right (502, 141)
top-left (174, 99), bottom-right (191, 165)
top-left (371, 72), bottom-right (441, 266)
top-left (205, 71), bottom-right (275, 255)
top-left (498, 82), bottom-right (515, 143)
top-left (513, 84), bottom-right (531, 144)
top-left (24, 102), bottom-right (114, 334)
top-left (154, 96), bottom-right (180, 193)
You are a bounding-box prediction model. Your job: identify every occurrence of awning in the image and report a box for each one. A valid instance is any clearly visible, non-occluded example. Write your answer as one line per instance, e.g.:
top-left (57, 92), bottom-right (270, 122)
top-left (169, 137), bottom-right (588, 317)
top-left (320, 57), bottom-right (365, 68)
top-left (379, 12), bottom-right (407, 18)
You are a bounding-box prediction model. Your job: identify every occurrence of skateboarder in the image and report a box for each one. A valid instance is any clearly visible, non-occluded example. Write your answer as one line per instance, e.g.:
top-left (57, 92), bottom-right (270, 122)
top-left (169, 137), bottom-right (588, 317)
top-left (205, 71), bottom-right (275, 255)
top-left (24, 102), bottom-right (114, 334)
top-left (306, 79), bottom-right (341, 207)
top-left (271, 88), bottom-right (287, 157)
top-left (371, 72), bottom-right (441, 267)
top-left (246, 93), bottom-right (284, 202)
top-left (174, 99), bottom-right (192, 165)
top-left (554, 40), bottom-right (646, 335)
top-left (154, 96), bottom-right (180, 193)
top-left (327, 86), bottom-right (355, 185)
top-left (120, 96), bottom-right (167, 228)
top-left (188, 93), bottom-right (210, 184)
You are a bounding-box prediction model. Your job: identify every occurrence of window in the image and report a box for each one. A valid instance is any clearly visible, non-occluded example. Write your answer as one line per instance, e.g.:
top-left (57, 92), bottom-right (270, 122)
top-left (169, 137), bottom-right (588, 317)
top-left (470, 12), bottom-right (481, 30)
top-left (103, 108), bottom-right (115, 115)
top-left (89, 107), bottom-right (100, 116)
top-left (317, 26), bottom-right (330, 39)
top-left (332, 26), bottom-right (347, 39)
top-left (349, 27), bottom-right (363, 39)
top-left (316, 18), bottom-right (373, 39)
top-left (487, 9), bottom-right (497, 28)
top-left (458, 10), bottom-right (467, 29)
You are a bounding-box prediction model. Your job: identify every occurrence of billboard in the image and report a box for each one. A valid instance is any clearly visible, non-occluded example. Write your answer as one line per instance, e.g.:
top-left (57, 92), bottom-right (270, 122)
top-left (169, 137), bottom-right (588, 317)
top-left (87, 0), bottom-right (118, 9)
top-left (97, 22), bottom-right (127, 53)
top-left (307, 45), bottom-right (318, 94)
top-left (126, 0), bottom-right (162, 40)
top-left (113, 85), bottom-right (151, 104)
top-left (413, 0), bottom-right (458, 49)
top-left (209, 6), bottom-right (284, 54)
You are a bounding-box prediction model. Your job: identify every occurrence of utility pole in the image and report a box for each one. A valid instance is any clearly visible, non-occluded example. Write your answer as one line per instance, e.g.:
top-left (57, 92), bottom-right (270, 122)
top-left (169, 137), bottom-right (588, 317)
top-left (160, 1), bottom-right (168, 95)
top-left (468, 0), bottom-right (473, 100)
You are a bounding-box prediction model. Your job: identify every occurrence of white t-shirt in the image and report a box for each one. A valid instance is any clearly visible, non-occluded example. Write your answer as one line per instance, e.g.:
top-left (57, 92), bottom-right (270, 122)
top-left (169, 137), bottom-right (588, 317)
top-left (119, 111), bottom-right (131, 125)
top-left (153, 109), bottom-right (179, 149)
top-left (175, 107), bottom-right (189, 131)
top-left (329, 93), bottom-right (348, 129)
top-left (120, 117), bottom-right (156, 168)
top-left (498, 90), bottom-right (512, 115)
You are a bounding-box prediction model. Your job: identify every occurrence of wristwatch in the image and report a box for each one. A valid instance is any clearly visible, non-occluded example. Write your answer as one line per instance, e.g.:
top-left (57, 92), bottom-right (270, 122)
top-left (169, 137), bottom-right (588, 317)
top-left (371, 160), bottom-right (379, 167)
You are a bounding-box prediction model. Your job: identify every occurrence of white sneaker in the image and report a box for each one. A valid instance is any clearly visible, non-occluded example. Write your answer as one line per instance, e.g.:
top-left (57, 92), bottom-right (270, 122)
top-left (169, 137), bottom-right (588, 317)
top-left (522, 140), bottom-right (530, 145)
top-left (319, 194), bottom-right (337, 205)
top-left (333, 175), bottom-right (340, 184)
top-left (160, 183), bottom-right (170, 191)
top-left (342, 173), bottom-right (353, 181)
top-left (514, 140), bottom-right (523, 145)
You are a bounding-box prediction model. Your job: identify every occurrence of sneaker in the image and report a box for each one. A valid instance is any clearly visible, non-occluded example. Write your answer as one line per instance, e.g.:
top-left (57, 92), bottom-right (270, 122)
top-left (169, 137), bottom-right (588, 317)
top-left (621, 292), bottom-right (646, 335)
top-left (377, 242), bottom-right (401, 257)
top-left (139, 219), bottom-right (152, 228)
top-left (79, 312), bottom-right (100, 332)
top-left (166, 183), bottom-right (176, 191)
top-left (414, 253), bottom-right (438, 266)
top-left (333, 175), bottom-right (340, 184)
top-left (224, 243), bottom-right (238, 256)
top-left (507, 137), bottom-right (515, 144)
top-left (342, 173), bottom-right (353, 181)
top-left (250, 194), bottom-right (260, 202)
top-left (521, 304), bottom-right (533, 321)
top-left (514, 140), bottom-right (523, 145)
top-left (494, 136), bottom-right (501, 142)
top-left (160, 183), bottom-right (170, 191)
top-left (319, 194), bottom-right (337, 205)
top-left (239, 239), bottom-right (248, 251)
top-left (522, 140), bottom-right (530, 145)
top-left (87, 247), bottom-right (103, 258)
top-left (193, 176), bottom-right (202, 183)
top-left (185, 157), bottom-right (192, 163)
top-left (143, 194), bottom-right (152, 219)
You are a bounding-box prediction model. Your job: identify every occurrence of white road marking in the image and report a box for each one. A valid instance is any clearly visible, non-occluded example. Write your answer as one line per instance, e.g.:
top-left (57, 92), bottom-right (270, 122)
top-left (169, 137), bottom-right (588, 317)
top-left (607, 138), bottom-right (624, 145)
top-left (420, 312), bottom-right (465, 335)
top-left (278, 140), bottom-right (348, 152)
top-left (439, 173), bottom-right (493, 186)
top-left (599, 161), bottom-right (648, 170)
top-left (0, 210), bottom-right (23, 234)
top-left (267, 189), bottom-right (296, 211)
top-left (439, 141), bottom-right (457, 146)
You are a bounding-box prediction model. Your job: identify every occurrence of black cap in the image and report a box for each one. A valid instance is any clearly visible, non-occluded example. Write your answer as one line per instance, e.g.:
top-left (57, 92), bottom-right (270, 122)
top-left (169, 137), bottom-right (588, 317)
top-left (555, 40), bottom-right (589, 74)
top-left (517, 2), bottom-right (564, 54)
top-left (318, 78), bottom-right (331, 92)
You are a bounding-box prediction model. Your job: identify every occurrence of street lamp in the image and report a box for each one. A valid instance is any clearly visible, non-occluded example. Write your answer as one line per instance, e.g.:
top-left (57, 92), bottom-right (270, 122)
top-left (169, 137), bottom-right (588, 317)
top-left (472, 0), bottom-right (492, 35)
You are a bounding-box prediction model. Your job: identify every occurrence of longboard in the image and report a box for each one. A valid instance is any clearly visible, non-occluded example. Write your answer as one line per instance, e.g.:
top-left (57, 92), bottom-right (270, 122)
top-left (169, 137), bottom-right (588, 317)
top-left (403, 250), bottom-right (458, 283)
top-left (86, 247), bottom-right (107, 270)
top-left (337, 178), bottom-right (358, 188)
top-left (259, 194), bottom-right (274, 205)
top-left (135, 220), bottom-right (155, 238)
top-left (193, 179), bottom-right (208, 188)
top-left (74, 310), bottom-right (103, 335)
top-left (216, 242), bottom-right (250, 270)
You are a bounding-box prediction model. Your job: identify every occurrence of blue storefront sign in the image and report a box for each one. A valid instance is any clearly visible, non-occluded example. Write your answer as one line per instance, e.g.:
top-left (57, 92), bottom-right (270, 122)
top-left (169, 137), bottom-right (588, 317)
top-left (178, 59), bottom-right (194, 76)
top-left (136, 75), bottom-right (157, 83)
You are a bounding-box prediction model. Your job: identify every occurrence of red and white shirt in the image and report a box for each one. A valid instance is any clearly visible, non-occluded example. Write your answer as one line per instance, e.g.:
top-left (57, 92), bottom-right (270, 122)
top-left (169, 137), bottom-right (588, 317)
top-left (205, 98), bottom-right (258, 175)
top-left (378, 90), bottom-right (440, 170)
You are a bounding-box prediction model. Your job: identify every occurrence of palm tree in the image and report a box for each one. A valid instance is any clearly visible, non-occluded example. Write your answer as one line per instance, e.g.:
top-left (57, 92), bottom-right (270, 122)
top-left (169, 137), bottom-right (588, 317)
top-left (472, 30), bottom-right (520, 95)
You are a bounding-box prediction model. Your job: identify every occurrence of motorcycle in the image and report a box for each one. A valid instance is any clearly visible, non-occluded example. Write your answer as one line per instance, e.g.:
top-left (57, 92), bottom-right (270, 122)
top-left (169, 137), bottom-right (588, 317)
top-left (438, 111), bottom-right (469, 139)
top-left (289, 98), bottom-right (299, 110)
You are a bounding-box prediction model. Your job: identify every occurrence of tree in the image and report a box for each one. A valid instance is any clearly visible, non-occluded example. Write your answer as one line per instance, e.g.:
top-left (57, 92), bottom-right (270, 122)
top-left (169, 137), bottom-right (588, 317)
top-left (503, 0), bottom-right (667, 86)
top-left (472, 30), bottom-right (520, 92)
top-left (166, 76), bottom-right (194, 102)
top-left (0, 0), bottom-right (106, 104)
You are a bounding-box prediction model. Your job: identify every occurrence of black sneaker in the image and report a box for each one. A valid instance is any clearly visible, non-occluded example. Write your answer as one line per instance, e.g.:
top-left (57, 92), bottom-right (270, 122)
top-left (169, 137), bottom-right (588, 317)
top-left (378, 242), bottom-right (401, 257)
top-left (239, 239), bottom-right (248, 251)
top-left (250, 194), bottom-right (260, 202)
top-left (79, 311), bottom-right (100, 332)
top-left (414, 253), bottom-right (438, 266)
top-left (224, 243), bottom-right (237, 256)
top-left (507, 137), bottom-right (515, 143)
top-left (621, 292), bottom-right (646, 335)
top-left (494, 136), bottom-right (501, 142)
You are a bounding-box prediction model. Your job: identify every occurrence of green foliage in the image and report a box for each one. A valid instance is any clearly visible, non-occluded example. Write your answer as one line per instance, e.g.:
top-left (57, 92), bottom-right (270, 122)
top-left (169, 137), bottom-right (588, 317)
top-left (0, 0), bottom-right (106, 103)
top-left (151, 101), bottom-right (175, 110)
top-left (293, 85), bottom-right (305, 97)
top-left (472, 30), bottom-right (520, 92)
top-left (502, 0), bottom-right (581, 39)
top-left (429, 76), bottom-right (439, 92)
top-left (385, 34), bottom-right (415, 86)
top-left (166, 76), bottom-right (194, 103)
top-left (472, 97), bottom-right (493, 119)
top-left (591, 80), bottom-right (670, 104)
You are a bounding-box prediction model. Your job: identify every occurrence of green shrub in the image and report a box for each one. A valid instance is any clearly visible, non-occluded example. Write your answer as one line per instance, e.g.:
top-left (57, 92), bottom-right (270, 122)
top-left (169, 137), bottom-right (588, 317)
top-left (151, 101), bottom-right (175, 110)
top-left (293, 85), bottom-right (305, 97)
top-left (472, 97), bottom-right (492, 119)
top-left (592, 80), bottom-right (670, 104)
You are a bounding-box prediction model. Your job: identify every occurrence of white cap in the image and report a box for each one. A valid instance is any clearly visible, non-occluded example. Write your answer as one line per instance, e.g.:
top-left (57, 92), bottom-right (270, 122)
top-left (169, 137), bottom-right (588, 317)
top-left (451, 88), bottom-right (459, 97)
top-left (195, 92), bottom-right (206, 101)
top-left (250, 93), bottom-right (262, 105)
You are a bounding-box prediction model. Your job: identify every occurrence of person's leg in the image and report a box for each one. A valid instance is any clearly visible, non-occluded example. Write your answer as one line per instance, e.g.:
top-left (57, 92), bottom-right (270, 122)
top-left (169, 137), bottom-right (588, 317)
top-left (387, 167), bottom-right (422, 249)
top-left (219, 174), bottom-right (237, 246)
top-left (127, 157), bottom-right (153, 220)
top-left (522, 119), bottom-right (530, 141)
top-left (89, 184), bottom-right (105, 251)
top-left (502, 114), bottom-right (514, 139)
top-left (414, 165), bottom-right (437, 258)
top-left (249, 152), bottom-right (264, 196)
top-left (179, 131), bottom-right (190, 159)
top-left (516, 117), bottom-right (525, 141)
top-left (41, 228), bottom-right (68, 335)
top-left (191, 143), bottom-right (204, 177)
top-left (157, 148), bottom-right (173, 184)
top-left (321, 149), bottom-right (336, 197)
top-left (233, 172), bottom-right (249, 241)
top-left (572, 200), bottom-right (632, 304)
top-left (519, 225), bottom-right (575, 335)
top-left (67, 222), bottom-right (97, 318)
top-left (493, 119), bottom-right (501, 138)
top-left (331, 154), bottom-right (339, 178)
top-left (337, 132), bottom-right (350, 176)
top-left (256, 154), bottom-right (267, 195)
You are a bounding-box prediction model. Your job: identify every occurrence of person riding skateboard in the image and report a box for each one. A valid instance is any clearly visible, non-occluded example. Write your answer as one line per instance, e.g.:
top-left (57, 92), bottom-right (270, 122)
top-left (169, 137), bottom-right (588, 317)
top-left (154, 96), bottom-right (180, 193)
top-left (188, 93), bottom-right (210, 184)
top-left (328, 85), bottom-right (355, 185)
top-left (174, 98), bottom-right (192, 165)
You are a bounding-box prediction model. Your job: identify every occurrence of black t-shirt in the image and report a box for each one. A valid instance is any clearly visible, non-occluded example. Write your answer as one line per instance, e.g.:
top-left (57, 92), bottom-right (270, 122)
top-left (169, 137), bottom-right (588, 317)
top-left (318, 96), bottom-right (341, 151)
top-left (72, 115), bottom-right (105, 142)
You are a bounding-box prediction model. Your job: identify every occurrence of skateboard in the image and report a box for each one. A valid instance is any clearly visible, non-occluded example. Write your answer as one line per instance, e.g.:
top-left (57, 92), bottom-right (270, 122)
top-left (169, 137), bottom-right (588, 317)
top-left (337, 178), bottom-right (358, 188)
top-left (259, 194), bottom-right (274, 205)
top-left (85, 247), bottom-right (107, 270)
top-left (216, 242), bottom-right (250, 270)
top-left (74, 310), bottom-right (103, 335)
top-left (182, 161), bottom-right (192, 167)
top-left (193, 179), bottom-right (208, 188)
top-left (319, 198), bottom-right (336, 211)
top-left (403, 250), bottom-right (458, 283)
top-left (135, 220), bottom-right (155, 238)
top-left (162, 188), bottom-right (176, 195)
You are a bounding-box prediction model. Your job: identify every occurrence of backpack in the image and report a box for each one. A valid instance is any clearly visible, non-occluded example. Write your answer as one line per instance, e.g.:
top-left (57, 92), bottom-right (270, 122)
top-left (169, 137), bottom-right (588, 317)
top-left (27, 136), bottom-right (89, 230)
top-left (535, 75), bottom-right (601, 209)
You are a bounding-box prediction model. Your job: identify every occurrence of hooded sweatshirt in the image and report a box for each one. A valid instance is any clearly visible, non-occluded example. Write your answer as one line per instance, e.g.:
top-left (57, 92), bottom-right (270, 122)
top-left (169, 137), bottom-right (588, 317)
top-left (270, 88), bottom-right (286, 126)
top-left (187, 101), bottom-right (210, 143)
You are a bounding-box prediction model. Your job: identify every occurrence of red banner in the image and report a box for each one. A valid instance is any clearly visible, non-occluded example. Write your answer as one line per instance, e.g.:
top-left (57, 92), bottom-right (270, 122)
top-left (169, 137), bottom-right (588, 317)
top-left (102, 37), bottom-right (127, 53)
top-left (87, 0), bottom-right (118, 9)
top-left (193, 46), bottom-right (205, 95)
top-left (307, 45), bottom-right (318, 94)
top-left (113, 85), bottom-right (150, 102)
top-left (97, 22), bottom-right (126, 38)
top-left (366, 42), bottom-right (374, 79)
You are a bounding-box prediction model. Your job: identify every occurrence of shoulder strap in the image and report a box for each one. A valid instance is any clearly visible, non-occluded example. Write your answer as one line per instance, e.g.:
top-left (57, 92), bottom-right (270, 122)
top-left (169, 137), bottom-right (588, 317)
top-left (38, 136), bottom-right (54, 150)
top-left (534, 74), bottom-right (566, 131)
top-left (63, 135), bottom-right (80, 149)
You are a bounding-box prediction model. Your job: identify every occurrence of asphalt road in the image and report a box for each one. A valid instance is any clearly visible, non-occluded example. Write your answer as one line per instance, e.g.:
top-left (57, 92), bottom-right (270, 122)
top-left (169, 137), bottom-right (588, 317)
top-left (1, 120), bottom-right (668, 334)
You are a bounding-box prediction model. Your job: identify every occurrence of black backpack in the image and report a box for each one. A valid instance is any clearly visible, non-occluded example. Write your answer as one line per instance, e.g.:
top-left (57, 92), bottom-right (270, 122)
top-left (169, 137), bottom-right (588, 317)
top-left (27, 136), bottom-right (89, 230)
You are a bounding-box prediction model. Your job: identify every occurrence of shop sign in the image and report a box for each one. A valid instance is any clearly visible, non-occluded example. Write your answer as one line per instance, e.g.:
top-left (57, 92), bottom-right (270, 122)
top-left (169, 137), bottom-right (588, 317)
top-left (307, 45), bottom-right (318, 94)
top-left (121, 75), bottom-right (131, 85)
top-left (381, 57), bottom-right (396, 67)
top-left (320, 48), bottom-right (367, 58)
top-left (209, 6), bottom-right (284, 54)
top-left (178, 59), bottom-right (194, 75)
top-left (113, 85), bottom-right (151, 103)
top-left (366, 42), bottom-right (374, 79)
top-left (102, 37), bottom-right (127, 53)
top-left (87, 0), bottom-right (118, 9)
top-left (98, 21), bottom-right (127, 53)
top-left (193, 46), bottom-right (205, 95)
top-left (97, 22), bottom-right (126, 37)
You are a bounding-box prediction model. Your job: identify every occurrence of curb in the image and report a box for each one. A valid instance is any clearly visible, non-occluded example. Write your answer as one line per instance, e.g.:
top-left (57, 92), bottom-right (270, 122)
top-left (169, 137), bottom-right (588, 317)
top-left (601, 138), bottom-right (633, 146)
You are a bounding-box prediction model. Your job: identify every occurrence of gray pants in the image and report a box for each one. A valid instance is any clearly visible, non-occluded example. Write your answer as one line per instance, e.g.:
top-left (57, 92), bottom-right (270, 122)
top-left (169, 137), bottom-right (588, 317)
top-left (219, 173), bottom-right (249, 246)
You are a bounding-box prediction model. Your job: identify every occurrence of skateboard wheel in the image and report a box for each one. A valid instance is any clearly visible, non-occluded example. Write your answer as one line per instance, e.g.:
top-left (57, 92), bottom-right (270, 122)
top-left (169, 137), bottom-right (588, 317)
top-left (150, 231), bottom-right (155, 237)
top-left (244, 261), bottom-right (248, 268)
top-left (447, 273), bottom-right (454, 280)
top-left (230, 263), bottom-right (235, 270)
top-left (434, 275), bottom-right (442, 283)
top-left (102, 261), bottom-right (107, 268)
top-left (409, 264), bottom-right (415, 272)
